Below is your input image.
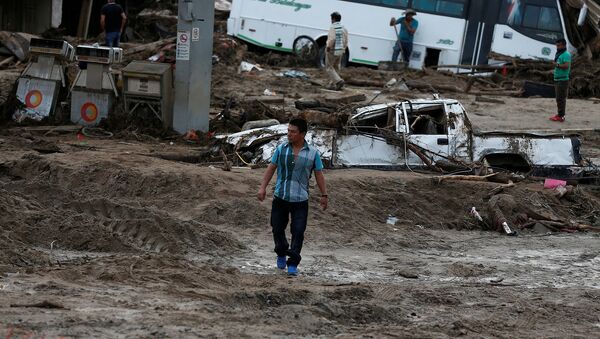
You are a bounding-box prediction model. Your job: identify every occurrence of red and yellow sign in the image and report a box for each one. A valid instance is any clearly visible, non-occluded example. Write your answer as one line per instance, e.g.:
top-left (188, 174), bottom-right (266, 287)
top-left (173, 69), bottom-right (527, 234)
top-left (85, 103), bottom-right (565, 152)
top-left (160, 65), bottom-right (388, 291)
top-left (25, 90), bottom-right (43, 108)
top-left (80, 102), bottom-right (99, 122)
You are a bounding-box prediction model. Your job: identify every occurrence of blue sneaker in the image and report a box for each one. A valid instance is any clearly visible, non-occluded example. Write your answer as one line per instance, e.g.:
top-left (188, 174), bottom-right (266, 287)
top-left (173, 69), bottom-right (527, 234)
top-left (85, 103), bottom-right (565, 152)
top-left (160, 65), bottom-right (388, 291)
top-left (276, 256), bottom-right (286, 269)
top-left (287, 265), bottom-right (298, 276)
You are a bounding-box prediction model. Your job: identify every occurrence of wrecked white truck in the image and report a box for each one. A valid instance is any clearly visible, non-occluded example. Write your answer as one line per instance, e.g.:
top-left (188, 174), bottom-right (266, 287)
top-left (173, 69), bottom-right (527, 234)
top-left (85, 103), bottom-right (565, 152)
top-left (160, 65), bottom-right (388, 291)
top-left (221, 99), bottom-right (584, 177)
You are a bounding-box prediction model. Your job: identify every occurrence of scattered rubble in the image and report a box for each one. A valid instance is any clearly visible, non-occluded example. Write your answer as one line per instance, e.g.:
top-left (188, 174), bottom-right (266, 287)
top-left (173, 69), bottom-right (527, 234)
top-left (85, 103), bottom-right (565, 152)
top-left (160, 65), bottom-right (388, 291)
top-left (0, 2), bottom-right (599, 336)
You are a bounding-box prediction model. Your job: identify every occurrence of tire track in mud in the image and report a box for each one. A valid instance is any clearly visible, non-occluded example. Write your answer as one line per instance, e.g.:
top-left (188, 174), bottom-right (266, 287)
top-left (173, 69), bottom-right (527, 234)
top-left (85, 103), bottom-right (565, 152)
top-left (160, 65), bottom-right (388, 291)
top-left (0, 155), bottom-right (246, 264)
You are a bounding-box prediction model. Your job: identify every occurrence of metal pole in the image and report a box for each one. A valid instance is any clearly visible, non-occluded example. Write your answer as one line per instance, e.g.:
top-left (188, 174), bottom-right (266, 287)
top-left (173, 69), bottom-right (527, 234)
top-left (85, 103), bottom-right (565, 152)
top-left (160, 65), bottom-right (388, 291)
top-left (173, 0), bottom-right (214, 133)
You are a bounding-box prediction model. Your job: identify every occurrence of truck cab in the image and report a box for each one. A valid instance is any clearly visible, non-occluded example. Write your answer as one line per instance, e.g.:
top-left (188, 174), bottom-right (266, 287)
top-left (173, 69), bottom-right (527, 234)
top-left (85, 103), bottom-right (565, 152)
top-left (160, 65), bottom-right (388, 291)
top-left (334, 99), bottom-right (582, 176)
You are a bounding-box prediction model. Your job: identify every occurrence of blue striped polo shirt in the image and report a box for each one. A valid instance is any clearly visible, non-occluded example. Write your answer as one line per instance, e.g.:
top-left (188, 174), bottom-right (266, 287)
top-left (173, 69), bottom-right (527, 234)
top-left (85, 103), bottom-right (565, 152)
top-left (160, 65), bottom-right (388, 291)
top-left (271, 141), bottom-right (324, 202)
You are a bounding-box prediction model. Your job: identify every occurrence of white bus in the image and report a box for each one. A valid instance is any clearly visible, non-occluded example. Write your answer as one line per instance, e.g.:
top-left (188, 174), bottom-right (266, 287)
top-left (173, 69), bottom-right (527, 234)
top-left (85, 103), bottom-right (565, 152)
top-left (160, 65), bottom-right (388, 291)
top-left (227, 0), bottom-right (575, 70)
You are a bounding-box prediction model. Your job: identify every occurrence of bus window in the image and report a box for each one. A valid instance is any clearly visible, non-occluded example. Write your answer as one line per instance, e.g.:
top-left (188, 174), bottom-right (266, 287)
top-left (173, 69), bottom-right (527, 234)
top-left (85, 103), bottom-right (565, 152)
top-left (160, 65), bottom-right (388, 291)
top-left (413, 0), bottom-right (435, 12)
top-left (381, 0), bottom-right (409, 8)
top-left (498, 0), bottom-right (563, 44)
top-left (539, 7), bottom-right (561, 31)
top-left (412, 0), bottom-right (465, 17)
top-left (436, 1), bottom-right (464, 16)
top-left (522, 5), bottom-right (541, 28)
top-left (344, 0), bottom-right (408, 8)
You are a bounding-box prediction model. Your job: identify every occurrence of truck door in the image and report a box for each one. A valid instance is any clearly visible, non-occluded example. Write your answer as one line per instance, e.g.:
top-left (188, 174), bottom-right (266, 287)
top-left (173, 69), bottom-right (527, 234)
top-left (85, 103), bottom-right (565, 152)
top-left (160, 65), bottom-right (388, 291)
top-left (401, 102), bottom-right (450, 166)
top-left (447, 102), bottom-right (472, 161)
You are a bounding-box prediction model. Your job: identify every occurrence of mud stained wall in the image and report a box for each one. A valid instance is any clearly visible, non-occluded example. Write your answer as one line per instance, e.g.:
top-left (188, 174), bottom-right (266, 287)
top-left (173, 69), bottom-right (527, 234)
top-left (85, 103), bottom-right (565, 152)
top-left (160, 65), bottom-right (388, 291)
top-left (0, 0), bottom-right (54, 34)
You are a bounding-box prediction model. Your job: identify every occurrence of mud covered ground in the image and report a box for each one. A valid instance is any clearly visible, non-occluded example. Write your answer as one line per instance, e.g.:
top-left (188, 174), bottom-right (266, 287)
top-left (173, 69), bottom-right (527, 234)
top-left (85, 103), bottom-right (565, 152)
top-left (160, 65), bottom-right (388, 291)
top-left (2, 35), bottom-right (600, 336)
top-left (1, 133), bottom-right (600, 338)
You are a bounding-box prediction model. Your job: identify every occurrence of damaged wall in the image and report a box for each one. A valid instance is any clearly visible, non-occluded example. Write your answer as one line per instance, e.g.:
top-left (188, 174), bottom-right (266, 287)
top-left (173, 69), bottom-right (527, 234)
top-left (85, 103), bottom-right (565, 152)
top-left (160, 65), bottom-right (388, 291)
top-left (0, 0), bottom-right (63, 34)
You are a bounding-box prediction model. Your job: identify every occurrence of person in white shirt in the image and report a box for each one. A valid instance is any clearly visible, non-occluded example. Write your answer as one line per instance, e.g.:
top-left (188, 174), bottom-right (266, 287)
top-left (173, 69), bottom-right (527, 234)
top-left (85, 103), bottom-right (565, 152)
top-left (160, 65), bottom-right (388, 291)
top-left (325, 12), bottom-right (348, 91)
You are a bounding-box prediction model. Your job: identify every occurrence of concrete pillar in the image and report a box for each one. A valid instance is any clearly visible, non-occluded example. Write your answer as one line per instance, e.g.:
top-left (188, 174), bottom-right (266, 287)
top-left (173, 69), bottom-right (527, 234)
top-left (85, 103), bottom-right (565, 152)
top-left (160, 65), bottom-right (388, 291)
top-left (77, 0), bottom-right (93, 38)
top-left (172, 0), bottom-right (214, 133)
top-left (51, 0), bottom-right (62, 28)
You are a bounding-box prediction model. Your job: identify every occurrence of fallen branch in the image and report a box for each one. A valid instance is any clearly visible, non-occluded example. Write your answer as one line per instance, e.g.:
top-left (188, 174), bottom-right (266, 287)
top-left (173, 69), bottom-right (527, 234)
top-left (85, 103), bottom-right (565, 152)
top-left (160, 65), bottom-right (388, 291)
top-left (407, 143), bottom-right (443, 173)
top-left (486, 181), bottom-right (515, 198)
top-left (434, 173), bottom-right (497, 184)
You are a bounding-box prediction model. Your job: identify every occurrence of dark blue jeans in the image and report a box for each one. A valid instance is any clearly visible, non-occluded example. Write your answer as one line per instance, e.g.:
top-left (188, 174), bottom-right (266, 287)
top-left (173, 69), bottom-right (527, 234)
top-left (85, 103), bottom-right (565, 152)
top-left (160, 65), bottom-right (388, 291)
top-left (392, 40), bottom-right (413, 63)
top-left (105, 31), bottom-right (121, 47)
top-left (270, 197), bottom-right (309, 266)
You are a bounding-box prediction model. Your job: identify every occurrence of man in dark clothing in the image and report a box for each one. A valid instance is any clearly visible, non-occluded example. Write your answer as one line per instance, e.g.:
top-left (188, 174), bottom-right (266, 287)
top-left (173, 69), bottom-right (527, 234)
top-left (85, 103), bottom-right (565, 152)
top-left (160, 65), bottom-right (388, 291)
top-left (101, 0), bottom-right (127, 47)
top-left (550, 38), bottom-right (571, 122)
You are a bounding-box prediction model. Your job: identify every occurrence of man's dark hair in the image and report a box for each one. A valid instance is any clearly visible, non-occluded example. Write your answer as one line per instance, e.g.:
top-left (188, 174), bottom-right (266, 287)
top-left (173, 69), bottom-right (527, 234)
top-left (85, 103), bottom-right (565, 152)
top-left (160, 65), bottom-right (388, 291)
top-left (556, 38), bottom-right (567, 45)
top-left (331, 12), bottom-right (341, 22)
top-left (289, 118), bottom-right (308, 134)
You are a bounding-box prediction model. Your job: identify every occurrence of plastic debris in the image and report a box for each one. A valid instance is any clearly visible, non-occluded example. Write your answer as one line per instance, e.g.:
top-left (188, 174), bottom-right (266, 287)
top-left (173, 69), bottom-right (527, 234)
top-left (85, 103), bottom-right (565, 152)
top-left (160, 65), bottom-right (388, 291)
top-left (239, 61), bottom-right (263, 73)
top-left (281, 70), bottom-right (309, 79)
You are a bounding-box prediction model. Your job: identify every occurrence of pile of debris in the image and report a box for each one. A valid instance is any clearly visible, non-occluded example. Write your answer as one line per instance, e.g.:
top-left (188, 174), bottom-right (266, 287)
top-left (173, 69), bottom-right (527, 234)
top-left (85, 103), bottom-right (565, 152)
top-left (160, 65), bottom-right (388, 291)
top-left (486, 52), bottom-right (600, 98)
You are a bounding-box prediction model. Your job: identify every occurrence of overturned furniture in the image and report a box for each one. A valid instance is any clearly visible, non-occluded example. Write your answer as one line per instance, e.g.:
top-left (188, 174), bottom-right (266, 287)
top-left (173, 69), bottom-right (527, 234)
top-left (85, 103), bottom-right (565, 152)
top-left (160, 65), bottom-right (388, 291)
top-left (14, 38), bottom-right (74, 122)
top-left (70, 45), bottom-right (123, 126)
top-left (121, 61), bottom-right (174, 128)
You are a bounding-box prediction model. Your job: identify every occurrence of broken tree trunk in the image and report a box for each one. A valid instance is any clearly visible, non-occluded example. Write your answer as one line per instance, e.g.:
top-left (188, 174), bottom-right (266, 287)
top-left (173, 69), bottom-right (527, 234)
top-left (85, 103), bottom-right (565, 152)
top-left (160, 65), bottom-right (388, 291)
top-left (434, 173), bottom-right (497, 183)
top-left (406, 143), bottom-right (443, 173)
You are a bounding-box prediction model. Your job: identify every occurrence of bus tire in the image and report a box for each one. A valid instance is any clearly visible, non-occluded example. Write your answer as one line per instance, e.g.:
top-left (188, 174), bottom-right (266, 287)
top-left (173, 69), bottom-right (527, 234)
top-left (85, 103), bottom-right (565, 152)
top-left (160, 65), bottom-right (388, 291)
top-left (318, 46), bottom-right (349, 69)
top-left (292, 35), bottom-right (318, 65)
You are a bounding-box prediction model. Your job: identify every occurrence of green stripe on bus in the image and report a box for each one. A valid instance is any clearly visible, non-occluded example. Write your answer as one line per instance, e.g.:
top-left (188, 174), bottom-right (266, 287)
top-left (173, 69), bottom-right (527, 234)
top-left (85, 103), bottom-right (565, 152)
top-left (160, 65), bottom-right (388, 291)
top-left (237, 34), bottom-right (293, 52)
top-left (351, 58), bottom-right (379, 65)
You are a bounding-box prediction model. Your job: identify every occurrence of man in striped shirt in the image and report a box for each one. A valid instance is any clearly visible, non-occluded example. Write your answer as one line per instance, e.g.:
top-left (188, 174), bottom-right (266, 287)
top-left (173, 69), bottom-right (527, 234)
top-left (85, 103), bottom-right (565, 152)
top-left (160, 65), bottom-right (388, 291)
top-left (258, 118), bottom-right (328, 276)
top-left (325, 12), bottom-right (348, 90)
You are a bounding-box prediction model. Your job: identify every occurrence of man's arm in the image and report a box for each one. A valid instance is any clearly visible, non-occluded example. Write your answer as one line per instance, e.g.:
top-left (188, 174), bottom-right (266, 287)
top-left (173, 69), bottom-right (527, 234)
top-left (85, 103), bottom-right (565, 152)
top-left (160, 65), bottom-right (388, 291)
top-left (120, 12), bottom-right (127, 33)
top-left (556, 61), bottom-right (570, 69)
top-left (314, 170), bottom-right (328, 210)
top-left (404, 21), bottom-right (417, 35)
top-left (258, 164), bottom-right (277, 201)
top-left (556, 55), bottom-right (570, 70)
top-left (100, 14), bottom-right (106, 31)
top-left (326, 27), bottom-right (335, 51)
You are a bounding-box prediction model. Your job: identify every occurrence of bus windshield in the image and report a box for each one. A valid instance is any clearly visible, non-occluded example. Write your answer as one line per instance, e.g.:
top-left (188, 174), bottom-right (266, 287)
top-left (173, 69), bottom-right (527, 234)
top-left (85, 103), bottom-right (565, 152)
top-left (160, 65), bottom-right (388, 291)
top-left (499, 0), bottom-right (564, 43)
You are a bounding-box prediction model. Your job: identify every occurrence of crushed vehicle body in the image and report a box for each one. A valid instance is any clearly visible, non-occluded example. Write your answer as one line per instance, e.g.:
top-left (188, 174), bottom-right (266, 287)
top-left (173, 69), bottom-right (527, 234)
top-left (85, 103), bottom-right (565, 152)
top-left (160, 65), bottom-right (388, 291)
top-left (220, 99), bottom-right (586, 177)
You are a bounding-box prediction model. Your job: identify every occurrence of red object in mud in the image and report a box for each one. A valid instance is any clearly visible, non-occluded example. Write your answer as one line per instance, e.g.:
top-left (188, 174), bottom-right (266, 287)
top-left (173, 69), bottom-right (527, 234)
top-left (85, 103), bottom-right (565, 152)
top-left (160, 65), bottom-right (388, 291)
top-left (549, 115), bottom-right (565, 122)
top-left (183, 129), bottom-right (199, 141)
top-left (76, 133), bottom-right (85, 141)
top-left (502, 65), bottom-right (508, 77)
top-left (544, 178), bottom-right (567, 189)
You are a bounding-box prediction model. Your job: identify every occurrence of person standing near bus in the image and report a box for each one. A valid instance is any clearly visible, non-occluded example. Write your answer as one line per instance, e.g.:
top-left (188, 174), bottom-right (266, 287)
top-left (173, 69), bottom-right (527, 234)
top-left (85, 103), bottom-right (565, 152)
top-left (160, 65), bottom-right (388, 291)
top-left (550, 38), bottom-right (571, 122)
top-left (101, 0), bottom-right (127, 47)
top-left (325, 12), bottom-right (348, 90)
top-left (257, 118), bottom-right (328, 276)
top-left (390, 9), bottom-right (418, 66)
